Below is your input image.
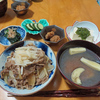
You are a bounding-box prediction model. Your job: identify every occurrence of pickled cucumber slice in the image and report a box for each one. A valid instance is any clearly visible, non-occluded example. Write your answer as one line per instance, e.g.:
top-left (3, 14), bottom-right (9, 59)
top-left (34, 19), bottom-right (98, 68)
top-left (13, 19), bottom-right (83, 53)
top-left (26, 24), bottom-right (34, 31)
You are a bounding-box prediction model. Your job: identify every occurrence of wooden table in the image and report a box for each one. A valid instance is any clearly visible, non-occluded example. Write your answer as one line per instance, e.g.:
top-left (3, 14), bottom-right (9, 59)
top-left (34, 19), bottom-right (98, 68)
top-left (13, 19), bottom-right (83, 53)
top-left (0, 0), bottom-right (100, 100)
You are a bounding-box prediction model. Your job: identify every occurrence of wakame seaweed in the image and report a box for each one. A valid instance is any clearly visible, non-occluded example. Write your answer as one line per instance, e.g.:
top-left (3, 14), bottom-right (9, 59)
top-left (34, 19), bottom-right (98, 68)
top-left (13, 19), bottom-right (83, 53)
top-left (76, 27), bottom-right (90, 40)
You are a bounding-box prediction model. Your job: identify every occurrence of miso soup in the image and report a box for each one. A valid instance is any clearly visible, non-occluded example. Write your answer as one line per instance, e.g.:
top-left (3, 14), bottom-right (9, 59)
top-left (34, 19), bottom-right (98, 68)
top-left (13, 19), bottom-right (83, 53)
top-left (59, 47), bottom-right (100, 87)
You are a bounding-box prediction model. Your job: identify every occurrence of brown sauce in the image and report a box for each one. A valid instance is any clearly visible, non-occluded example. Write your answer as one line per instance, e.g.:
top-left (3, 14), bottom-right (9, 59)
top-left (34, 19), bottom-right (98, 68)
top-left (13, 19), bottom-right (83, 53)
top-left (59, 47), bottom-right (100, 87)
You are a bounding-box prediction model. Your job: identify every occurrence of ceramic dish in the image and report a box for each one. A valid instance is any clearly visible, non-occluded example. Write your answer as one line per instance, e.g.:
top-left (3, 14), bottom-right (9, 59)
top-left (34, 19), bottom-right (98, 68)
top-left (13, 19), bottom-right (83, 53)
top-left (11, 1), bottom-right (30, 16)
top-left (57, 40), bottom-right (100, 89)
top-left (0, 0), bottom-right (7, 17)
top-left (65, 21), bottom-right (100, 44)
top-left (40, 25), bottom-right (65, 44)
top-left (21, 19), bottom-right (49, 35)
top-left (0, 40), bottom-right (56, 96)
top-left (0, 25), bottom-right (26, 47)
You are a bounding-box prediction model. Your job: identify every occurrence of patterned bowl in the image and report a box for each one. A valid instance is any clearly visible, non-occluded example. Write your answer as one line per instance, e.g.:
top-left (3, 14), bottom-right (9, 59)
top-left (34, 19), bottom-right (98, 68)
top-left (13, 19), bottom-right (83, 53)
top-left (0, 25), bottom-right (26, 47)
top-left (0, 40), bottom-right (57, 96)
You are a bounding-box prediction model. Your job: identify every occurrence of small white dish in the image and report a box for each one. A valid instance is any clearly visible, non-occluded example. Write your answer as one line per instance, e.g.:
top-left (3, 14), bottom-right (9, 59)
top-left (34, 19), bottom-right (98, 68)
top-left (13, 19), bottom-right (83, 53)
top-left (65, 21), bottom-right (100, 44)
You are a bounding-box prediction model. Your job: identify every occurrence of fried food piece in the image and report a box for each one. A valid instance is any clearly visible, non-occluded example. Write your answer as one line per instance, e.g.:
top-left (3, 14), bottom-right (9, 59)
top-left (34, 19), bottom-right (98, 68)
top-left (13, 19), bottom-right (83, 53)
top-left (50, 35), bottom-right (60, 42)
top-left (45, 31), bottom-right (55, 39)
top-left (51, 28), bottom-right (56, 32)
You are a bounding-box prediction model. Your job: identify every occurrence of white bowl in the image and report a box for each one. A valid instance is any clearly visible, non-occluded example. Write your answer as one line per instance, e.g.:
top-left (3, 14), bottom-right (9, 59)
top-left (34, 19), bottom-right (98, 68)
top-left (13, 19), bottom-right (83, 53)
top-left (65, 21), bottom-right (100, 44)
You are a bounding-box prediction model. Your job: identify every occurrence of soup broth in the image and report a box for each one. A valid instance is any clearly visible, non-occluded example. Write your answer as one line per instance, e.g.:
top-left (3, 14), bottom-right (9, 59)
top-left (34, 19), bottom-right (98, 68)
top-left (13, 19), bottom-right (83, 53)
top-left (59, 47), bottom-right (100, 87)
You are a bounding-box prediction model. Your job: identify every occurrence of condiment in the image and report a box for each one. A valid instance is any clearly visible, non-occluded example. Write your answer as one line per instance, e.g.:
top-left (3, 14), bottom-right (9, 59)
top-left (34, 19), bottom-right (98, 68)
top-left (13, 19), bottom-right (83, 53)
top-left (76, 27), bottom-right (90, 40)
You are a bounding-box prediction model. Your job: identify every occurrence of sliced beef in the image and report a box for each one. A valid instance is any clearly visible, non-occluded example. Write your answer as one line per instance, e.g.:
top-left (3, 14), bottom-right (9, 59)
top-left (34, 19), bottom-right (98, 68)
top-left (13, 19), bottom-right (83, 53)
top-left (36, 76), bottom-right (48, 85)
top-left (0, 68), bottom-right (9, 78)
top-left (5, 58), bottom-right (15, 69)
top-left (22, 65), bottom-right (36, 78)
top-left (22, 64), bottom-right (44, 78)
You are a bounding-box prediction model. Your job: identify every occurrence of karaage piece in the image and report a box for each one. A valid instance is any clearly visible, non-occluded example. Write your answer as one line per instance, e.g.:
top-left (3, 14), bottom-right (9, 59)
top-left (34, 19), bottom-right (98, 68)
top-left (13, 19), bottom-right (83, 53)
top-left (45, 31), bottom-right (55, 39)
top-left (51, 28), bottom-right (56, 32)
top-left (50, 35), bottom-right (61, 42)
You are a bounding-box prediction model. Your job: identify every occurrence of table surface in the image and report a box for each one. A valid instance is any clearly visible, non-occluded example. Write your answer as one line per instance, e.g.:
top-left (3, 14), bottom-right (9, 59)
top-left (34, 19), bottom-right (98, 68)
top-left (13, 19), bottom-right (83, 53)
top-left (0, 0), bottom-right (100, 100)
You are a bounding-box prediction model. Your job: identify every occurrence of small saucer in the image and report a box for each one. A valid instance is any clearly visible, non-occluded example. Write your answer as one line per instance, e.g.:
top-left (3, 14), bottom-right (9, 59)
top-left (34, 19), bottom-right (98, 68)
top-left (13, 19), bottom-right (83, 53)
top-left (21, 19), bottom-right (49, 35)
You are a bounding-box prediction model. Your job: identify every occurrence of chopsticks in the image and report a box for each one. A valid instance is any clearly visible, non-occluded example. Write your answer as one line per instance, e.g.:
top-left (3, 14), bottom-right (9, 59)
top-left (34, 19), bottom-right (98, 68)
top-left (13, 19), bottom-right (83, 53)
top-left (8, 89), bottom-right (100, 97)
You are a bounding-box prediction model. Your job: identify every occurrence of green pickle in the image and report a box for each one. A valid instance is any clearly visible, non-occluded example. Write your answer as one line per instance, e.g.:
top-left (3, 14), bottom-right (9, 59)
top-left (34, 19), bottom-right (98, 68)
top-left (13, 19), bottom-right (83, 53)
top-left (76, 27), bottom-right (90, 40)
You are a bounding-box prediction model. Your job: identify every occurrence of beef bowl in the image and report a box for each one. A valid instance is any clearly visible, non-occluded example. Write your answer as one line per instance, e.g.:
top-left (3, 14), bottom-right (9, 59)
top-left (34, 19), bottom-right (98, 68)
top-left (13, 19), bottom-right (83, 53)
top-left (0, 40), bottom-right (57, 96)
top-left (57, 40), bottom-right (100, 89)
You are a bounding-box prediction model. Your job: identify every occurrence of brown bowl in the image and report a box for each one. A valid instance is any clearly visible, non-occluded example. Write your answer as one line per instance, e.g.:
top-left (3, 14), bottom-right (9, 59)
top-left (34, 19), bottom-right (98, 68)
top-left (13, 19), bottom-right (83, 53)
top-left (0, 0), bottom-right (7, 17)
top-left (57, 40), bottom-right (100, 89)
top-left (11, 1), bottom-right (30, 16)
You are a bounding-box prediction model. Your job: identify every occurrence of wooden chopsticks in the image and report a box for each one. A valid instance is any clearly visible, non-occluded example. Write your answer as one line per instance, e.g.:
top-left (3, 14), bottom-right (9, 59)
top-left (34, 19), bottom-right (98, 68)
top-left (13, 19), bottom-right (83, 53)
top-left (8, 89), bottom-right (100, 97)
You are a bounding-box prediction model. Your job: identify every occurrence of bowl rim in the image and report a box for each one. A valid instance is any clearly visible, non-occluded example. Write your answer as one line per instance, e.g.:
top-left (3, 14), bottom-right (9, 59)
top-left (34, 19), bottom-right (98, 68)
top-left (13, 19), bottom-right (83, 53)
top-left (57, 40), bottom-right (100, 89)
top-left (65, 21), bottom-right (100, 44)
top-left (11, 1), bottom-right (30, 11)
top-left (0, 25), bottom-right (27, 46)
top-left (40, 25), bottom-right (65, 43)
top-left (0, 40), bottom-right (57, 96)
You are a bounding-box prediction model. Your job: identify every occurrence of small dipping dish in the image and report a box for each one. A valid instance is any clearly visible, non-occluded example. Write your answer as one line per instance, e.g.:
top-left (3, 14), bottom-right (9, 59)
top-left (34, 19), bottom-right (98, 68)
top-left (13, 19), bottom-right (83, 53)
top-left (11, 1), bottom-right (30, 16)
top-left (40, 25), bottom-right (65, 44)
